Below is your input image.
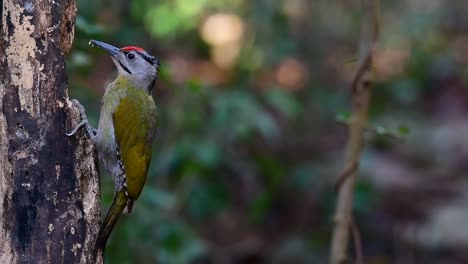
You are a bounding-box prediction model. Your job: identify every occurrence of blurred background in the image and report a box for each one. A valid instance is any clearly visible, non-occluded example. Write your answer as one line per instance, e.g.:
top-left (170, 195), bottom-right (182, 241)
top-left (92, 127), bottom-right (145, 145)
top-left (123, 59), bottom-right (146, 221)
top-left (68, 0), bottom-right (468, 263)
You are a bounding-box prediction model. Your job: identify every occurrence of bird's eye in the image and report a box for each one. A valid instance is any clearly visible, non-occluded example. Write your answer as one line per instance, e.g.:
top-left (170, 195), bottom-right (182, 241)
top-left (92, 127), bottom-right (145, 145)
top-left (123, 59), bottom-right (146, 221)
top-left (127, 53), bottom-right (135, 60)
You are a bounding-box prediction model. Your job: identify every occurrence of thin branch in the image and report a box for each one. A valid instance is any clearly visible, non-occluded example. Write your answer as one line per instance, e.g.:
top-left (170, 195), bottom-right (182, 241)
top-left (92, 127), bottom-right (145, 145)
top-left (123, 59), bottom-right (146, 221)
top-left (334, 159), bottom-right (359, 192)
top-left (350, 50), bottom-right (373, 94)
top-left (351, 221), bottom-right (364, 264)
top-left (329, 0), bottom-right (380, 263)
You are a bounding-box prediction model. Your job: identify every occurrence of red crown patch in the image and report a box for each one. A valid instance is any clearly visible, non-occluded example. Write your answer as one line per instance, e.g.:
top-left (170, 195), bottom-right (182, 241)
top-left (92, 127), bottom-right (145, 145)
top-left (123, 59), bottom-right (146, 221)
top-left (121, 46), bottom-right (146, 52)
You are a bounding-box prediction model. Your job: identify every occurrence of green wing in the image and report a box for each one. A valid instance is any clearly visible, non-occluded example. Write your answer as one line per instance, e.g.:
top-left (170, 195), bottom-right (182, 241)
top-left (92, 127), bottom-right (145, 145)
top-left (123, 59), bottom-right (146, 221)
top-left (113, 90), bottom-right (157, 200)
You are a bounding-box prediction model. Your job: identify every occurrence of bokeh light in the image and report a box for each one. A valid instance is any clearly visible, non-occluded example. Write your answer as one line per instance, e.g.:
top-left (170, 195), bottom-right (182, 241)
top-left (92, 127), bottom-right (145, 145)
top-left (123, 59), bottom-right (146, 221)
top-left (275, 58), bottom-right (309, 91)
top-left (200, 13), bottom-right (244, 46)
top-left (200, 13), bottom-right (244, 68)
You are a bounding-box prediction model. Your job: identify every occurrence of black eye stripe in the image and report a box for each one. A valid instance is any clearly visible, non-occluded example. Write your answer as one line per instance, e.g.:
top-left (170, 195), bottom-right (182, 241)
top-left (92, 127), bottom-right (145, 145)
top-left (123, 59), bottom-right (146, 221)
top-left (137, 51), bottom-right (157, 65)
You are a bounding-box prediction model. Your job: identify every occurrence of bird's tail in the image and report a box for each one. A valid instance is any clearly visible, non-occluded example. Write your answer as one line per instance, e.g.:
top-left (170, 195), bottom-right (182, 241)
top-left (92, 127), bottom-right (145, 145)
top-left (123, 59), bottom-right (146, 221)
top-left (95, 190), bottom-right (128, 251)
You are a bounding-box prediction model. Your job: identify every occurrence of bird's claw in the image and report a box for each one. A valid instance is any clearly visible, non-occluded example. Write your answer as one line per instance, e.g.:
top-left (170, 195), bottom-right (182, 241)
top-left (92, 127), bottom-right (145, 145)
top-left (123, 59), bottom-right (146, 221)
top-left (66, 99), bottom-right (97, 138)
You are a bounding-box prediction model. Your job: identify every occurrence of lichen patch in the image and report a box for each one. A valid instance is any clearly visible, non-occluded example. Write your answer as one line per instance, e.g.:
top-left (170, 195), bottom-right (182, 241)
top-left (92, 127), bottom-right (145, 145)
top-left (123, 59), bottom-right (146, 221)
top-left (3, 2), bottom-right (38, 115)
top-left (48, 223), bottom-right (54, 234)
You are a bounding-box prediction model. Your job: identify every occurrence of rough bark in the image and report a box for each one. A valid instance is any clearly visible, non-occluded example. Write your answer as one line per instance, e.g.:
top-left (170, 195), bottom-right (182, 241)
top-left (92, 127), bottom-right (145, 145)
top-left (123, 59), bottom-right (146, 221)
top-left (0, 0), bottom-right (102, 263)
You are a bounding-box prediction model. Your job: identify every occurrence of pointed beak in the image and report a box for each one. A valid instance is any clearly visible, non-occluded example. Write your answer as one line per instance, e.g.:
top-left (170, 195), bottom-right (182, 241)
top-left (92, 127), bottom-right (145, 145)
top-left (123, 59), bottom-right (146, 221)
top-left (89, 40), bottom-right (120, 56)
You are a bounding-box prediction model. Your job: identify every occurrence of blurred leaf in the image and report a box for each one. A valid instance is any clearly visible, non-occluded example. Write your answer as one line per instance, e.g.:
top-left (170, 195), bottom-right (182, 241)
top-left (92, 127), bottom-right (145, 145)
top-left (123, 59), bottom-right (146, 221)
top-left (156, 221), bottom-right (206, 264)
top-left (290, 163), bottom-right (322, 191)
top-left (75, 15), bottom-right (104, 36)
top-left (354, 180), bottom-right (377, 214)
top-left (375, 125), bottom-right (388, 136)
top-left (187, 180), bottom-right (227, 219)
top-left (141, 186), bottom-right (177, 211)
top-left (397, 126), bottom-right (411, 136)
top-left (256, 154), bottom-right (286, 189)
top-left (250, 191), bottom-right (272, 223)
top-left (371, 124), bottom-right (411, 141)
top-left (194, 139), bottom-right (221, 168)
top-left (264, 88), bottom-right (301, 119)
top-left (336, 111), bottom-right (351, 123)
top-left (146, 4), bottom-right (183, 37)
top-left (68, 51), bottom-right (92, 69)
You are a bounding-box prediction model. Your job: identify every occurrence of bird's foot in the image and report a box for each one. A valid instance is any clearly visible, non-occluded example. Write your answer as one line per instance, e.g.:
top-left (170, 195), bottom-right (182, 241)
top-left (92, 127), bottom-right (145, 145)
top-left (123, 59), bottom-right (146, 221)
top-left (66, 99), bottom-right (97, 138)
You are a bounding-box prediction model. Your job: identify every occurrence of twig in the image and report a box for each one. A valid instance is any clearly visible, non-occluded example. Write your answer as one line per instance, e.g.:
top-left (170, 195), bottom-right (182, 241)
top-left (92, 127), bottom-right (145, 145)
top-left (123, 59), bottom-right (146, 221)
top-left (350, 50), bottom-right (373, 94)
top-left (334, 159), bottom-right (359, 192)
top-left (351, 221), bottom-right (364, 264)
top-left (329, 0), bottom-right (380, 263)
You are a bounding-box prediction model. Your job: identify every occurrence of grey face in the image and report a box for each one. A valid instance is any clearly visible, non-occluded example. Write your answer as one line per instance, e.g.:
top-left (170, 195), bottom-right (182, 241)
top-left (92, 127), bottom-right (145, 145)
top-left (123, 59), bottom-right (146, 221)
top-left (89, 40), bottom-right (159, 92)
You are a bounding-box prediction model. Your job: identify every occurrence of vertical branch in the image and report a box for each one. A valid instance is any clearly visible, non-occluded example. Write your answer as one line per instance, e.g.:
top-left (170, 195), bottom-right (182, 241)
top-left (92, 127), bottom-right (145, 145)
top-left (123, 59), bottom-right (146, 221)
top-left (0, 0), bottom-right (102, 263)
top-left (329, 0), bottom-right (380, 263)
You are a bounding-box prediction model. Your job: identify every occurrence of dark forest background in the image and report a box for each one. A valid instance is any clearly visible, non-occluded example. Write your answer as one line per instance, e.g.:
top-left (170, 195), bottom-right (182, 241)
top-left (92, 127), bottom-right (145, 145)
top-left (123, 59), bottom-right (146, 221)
top-left (68, 0), bottom-right (468, 263)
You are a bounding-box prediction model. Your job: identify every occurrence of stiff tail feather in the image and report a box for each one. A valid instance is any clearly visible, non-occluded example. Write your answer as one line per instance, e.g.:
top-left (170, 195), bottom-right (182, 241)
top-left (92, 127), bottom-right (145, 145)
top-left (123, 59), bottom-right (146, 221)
top-left (95, 190), bottom-right (128, 251)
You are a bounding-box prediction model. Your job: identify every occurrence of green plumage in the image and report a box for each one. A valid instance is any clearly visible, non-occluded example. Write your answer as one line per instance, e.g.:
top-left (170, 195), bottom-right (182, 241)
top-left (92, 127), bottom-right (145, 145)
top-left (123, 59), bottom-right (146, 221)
top-left (113, 77), bottom-right (157, 200)
top-left (95, 76), bottom-right (157, 250)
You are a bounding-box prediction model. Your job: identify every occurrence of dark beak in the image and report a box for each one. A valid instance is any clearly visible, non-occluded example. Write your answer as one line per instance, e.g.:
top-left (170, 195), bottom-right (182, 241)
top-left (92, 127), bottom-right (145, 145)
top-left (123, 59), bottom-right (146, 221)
top-left (89, 40), bottom-right (120, 56)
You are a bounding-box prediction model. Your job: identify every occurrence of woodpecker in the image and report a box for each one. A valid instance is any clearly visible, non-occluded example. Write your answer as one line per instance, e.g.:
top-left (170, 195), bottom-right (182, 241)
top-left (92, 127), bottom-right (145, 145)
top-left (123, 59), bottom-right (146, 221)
top-left (67, 40), bottom-right (158, 250)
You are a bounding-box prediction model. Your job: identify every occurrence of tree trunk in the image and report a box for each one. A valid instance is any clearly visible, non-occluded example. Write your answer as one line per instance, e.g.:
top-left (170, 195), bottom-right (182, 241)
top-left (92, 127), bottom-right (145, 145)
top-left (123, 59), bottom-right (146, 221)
top-left (0, 0), bottom-right (102, 263)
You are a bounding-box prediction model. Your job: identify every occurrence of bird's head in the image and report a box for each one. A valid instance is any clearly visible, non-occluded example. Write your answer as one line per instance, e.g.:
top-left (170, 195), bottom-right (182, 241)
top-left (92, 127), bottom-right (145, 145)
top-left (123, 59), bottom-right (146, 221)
top-left (90, 39), bottom-right (159, 92)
